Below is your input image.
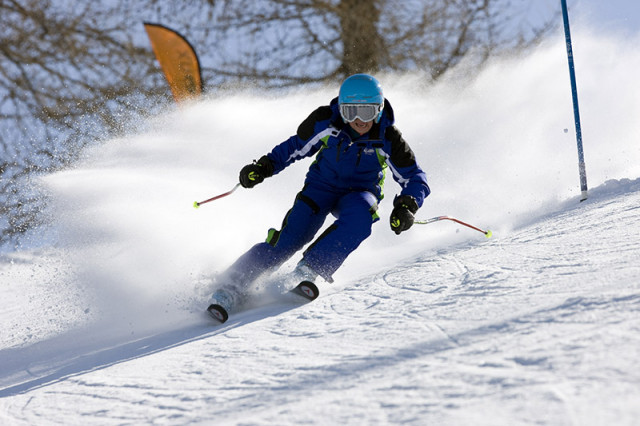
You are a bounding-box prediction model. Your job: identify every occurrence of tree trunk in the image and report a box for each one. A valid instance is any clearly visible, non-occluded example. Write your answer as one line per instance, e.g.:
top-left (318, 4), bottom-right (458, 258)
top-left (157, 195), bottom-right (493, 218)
top-left (337, 0), bottom-right (384, 75)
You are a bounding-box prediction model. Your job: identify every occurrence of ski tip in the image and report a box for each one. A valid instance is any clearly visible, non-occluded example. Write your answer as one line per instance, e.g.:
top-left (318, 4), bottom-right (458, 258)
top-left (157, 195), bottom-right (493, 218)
top-left (207, 303), bottom-right (229, 323)
top-left (295, 281), bottom-right (319, 301)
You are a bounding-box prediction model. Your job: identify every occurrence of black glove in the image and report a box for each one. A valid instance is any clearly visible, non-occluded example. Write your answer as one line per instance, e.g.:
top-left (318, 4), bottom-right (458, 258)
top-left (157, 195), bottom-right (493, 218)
top-left (390, 195), bottom-right (419, 235)
top-left (239, 155), bottom-right (274, 188)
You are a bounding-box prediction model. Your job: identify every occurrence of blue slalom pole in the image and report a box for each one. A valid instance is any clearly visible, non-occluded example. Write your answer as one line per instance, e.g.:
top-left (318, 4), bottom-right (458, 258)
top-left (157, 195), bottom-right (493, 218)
top-left (561, 0), bottom-right (588, 201)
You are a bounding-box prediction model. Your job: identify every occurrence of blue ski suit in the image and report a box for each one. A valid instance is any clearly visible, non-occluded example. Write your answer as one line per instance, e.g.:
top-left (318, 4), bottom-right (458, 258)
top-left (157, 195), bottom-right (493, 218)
top-left (222, 97), bottom-right (430, 286)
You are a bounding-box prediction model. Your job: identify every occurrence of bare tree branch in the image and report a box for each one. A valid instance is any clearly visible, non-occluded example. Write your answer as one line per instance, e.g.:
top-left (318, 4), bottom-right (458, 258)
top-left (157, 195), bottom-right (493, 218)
top-left (0, 0), bottom-right (557, 247)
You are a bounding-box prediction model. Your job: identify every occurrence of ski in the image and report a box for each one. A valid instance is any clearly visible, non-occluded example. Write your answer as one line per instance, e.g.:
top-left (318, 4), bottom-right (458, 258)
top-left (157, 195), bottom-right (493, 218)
top-left (206, 281), bottom-right (319, 324)
top-left (206, 303), bottom-right (229, 323)
top-left (290, 280), bottom-right (319, 301)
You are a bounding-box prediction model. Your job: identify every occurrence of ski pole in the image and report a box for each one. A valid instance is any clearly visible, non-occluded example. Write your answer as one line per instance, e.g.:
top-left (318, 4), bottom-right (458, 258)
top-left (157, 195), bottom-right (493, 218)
top-left (193, 183), bottom-right (241, 208)
top-left (415, 216), bottom-right (492, 238)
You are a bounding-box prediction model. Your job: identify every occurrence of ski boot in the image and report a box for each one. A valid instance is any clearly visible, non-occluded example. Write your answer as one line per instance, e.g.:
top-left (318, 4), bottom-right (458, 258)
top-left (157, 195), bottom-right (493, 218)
top-left (290, 261), bottom-right (320, 301)
top-left (206, 288), bottom-right (236, 323)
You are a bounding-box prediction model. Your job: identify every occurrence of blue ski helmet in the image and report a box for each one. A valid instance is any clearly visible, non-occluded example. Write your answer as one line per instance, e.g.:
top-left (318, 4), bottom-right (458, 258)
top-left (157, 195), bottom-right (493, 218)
top-left (338, 74), bottom-right (384, 123)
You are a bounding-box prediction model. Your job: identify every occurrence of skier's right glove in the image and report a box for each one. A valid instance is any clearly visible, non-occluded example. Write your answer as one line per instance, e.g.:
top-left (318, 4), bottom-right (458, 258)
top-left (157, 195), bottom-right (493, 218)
top-left (390, 195), bottom-right (419, 235)
top-left (239, 155), bottom-right (274, 188)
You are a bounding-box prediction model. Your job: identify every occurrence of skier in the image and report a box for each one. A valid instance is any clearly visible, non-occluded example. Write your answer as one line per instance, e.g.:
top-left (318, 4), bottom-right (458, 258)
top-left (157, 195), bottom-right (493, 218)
top-left (207, 73), bottom-right (430, 321)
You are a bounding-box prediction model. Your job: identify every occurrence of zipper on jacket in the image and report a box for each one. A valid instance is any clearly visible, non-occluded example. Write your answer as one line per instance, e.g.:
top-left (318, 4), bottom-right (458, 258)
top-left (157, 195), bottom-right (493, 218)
top-left (336, 132), bottom-right (353, 163)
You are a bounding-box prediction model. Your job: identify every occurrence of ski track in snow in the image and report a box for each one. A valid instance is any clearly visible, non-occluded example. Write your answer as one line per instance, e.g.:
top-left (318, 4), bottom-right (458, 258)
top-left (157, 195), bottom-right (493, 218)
top-left (1, 28), bottom-right (640, 424)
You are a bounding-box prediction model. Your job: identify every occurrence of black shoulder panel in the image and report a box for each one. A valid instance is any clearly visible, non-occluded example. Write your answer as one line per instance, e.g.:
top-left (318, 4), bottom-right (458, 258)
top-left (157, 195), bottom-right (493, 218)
top-left (386, 125), bottom-right (416, 168)
top-left (297, 106), bottom-right (333, 141)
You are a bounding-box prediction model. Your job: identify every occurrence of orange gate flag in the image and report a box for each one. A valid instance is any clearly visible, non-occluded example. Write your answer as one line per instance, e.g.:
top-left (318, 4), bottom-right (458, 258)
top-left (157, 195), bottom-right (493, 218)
top-left (143, 22), bottom-right (203, 103)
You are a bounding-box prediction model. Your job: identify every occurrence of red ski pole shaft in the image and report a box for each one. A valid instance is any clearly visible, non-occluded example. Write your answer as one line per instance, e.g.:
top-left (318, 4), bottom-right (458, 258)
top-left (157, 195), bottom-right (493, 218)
top-left (415, 216), bottom-right (492, 238)
top-left (193, 183), bottom-right (241, 208)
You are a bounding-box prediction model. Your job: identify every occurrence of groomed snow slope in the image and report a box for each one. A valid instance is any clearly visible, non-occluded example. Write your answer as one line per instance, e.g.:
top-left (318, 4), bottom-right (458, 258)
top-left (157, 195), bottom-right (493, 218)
top-left (1, 29), bottom-right (639, 425)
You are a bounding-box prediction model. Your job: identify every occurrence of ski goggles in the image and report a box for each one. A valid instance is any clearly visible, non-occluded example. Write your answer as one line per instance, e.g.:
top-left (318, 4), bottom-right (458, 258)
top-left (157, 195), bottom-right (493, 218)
top-left (339, 103), bottom-right (383, 123)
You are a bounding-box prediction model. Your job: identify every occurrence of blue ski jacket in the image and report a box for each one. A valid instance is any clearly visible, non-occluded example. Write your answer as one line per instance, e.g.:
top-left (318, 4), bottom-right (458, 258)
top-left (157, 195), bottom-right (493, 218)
top-left (266, 97), bottom-right (430, 207)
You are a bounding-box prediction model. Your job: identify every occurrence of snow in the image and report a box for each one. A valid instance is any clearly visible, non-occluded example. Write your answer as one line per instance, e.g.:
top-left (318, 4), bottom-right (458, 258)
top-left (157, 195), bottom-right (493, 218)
top-left (1, 29), bottom-right (640, 425)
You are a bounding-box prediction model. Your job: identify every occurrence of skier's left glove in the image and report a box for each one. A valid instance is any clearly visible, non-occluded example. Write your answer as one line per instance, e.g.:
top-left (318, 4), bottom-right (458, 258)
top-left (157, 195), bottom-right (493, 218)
top-left (390, 195), bottom-right (419, 235)
top-left (239, 155), bottom-right (274, 188)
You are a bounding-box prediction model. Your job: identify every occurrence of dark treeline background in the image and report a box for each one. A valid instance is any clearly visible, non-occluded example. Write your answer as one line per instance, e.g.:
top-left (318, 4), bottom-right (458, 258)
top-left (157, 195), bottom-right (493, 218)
top-left (0, 0), bottom-right (556, 248)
